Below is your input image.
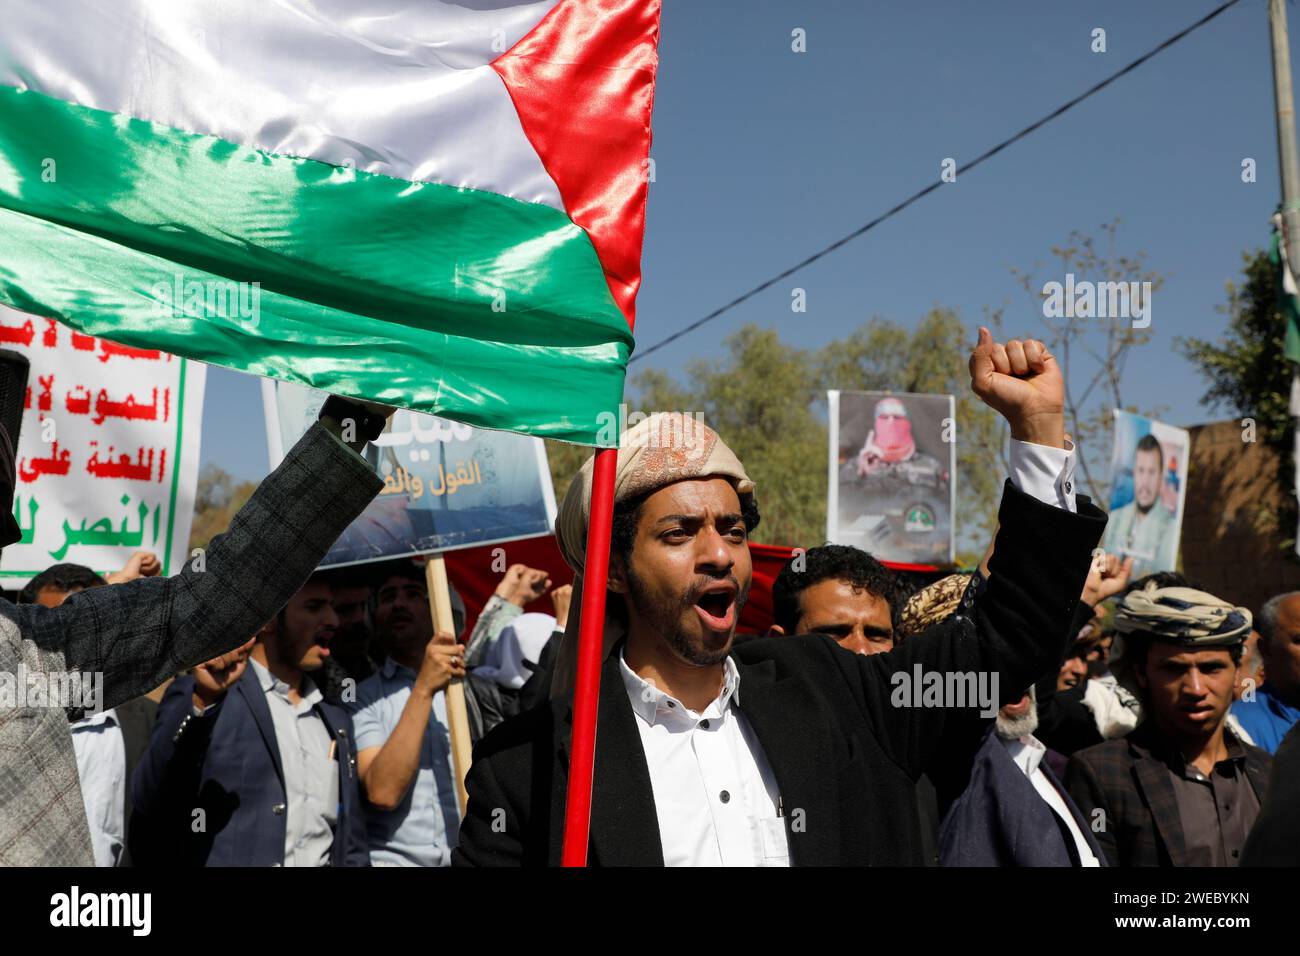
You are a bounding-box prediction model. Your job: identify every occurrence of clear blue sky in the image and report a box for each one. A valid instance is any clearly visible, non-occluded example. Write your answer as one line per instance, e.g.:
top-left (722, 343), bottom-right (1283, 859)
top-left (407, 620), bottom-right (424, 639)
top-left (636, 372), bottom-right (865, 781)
top-left (203, 0), bottom-right (1287, 480)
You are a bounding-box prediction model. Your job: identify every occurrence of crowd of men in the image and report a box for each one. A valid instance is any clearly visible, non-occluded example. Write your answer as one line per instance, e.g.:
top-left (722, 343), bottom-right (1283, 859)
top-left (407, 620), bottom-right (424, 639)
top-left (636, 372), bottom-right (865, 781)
top-left (1, 332), bottom-right (1298, 867)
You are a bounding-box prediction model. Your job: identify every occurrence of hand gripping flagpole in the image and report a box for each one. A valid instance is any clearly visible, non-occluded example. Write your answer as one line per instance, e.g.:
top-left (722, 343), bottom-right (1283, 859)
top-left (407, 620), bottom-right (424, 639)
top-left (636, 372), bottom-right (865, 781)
top-left (560, 444), bottom-right (618, 865)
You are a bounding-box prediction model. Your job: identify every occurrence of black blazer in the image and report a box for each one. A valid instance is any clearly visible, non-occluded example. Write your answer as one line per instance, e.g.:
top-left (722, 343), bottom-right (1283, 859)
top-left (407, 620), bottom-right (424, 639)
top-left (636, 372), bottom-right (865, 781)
top-left (1032, 600), bottom-right (1105, 756)
top-left (116, 694), bottom-right (157, 867)
top-left (452, 482), bottom-right (1106, 866)
top-left (1065, 722), bottom-right (1272, 867)
top-left (130, 666), bottom-right (369, 867)
top-left (1241, 721), bottom-right (1300, 866)
top-left (939, 726), bottom-right (1107, 866)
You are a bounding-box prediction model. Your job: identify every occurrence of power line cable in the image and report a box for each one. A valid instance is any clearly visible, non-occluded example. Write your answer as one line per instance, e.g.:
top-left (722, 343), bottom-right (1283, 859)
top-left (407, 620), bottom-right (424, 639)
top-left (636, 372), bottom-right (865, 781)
top-left (631, 0), bottom-right (1246, 364)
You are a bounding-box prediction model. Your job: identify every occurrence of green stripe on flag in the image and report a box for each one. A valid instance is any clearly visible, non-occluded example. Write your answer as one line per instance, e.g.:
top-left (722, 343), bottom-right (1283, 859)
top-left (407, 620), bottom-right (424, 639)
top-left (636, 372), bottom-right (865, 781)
top-left (0, 85), bottom-right (632, 444)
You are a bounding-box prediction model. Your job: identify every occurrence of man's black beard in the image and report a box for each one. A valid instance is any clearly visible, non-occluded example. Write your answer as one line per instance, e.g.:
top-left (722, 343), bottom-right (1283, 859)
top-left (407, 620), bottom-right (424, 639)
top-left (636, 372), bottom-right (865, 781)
top-left (625, 564), bottom-right (749, 667)
top-left (1135, 497), bottom-right (1155, 516)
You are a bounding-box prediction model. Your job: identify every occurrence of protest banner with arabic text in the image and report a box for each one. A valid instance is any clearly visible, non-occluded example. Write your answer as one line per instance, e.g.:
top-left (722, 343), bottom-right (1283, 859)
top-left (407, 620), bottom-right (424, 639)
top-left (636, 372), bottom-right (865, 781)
top-left (263, 379), bottom-right (557, 567)
top-left (0, 305), bottom-right (206, 587)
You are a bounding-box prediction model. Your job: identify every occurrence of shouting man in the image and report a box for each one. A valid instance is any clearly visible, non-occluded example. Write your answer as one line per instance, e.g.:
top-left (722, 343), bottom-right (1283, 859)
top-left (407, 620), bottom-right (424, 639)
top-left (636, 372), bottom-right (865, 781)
top-left (131, 574), bottom-right (370, 867)
top-left (454, 330), bottom-right (1107, 867)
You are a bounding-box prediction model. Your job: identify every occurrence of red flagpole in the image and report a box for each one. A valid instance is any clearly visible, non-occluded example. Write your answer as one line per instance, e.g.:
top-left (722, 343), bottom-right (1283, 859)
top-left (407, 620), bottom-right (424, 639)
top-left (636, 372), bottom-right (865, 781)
top-left (560, 444), bottom-right (618, 865)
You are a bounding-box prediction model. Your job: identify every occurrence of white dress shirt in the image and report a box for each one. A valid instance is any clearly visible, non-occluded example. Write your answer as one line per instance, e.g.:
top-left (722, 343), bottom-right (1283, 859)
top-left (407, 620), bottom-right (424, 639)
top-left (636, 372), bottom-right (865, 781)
top-left (247, 658), bottom-right (338, 867)
top-left (70, 708), bottom-right (126, 867)
top-left (1008, 438), bottom-right (1077, 513)
top-left (616, 438), bottom-right (1077, 867)
top-left (618, 654), bottom-right (789, 866)
top-left (1000, 735), bottom-right (1101, 867)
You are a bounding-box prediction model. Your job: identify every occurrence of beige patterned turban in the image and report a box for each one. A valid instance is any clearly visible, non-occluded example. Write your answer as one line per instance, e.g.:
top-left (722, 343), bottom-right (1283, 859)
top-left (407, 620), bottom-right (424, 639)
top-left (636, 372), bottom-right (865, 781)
top-left (550, 413), bottom-right (754, 697)
top-left (897, 573), bottom-right (971, 642)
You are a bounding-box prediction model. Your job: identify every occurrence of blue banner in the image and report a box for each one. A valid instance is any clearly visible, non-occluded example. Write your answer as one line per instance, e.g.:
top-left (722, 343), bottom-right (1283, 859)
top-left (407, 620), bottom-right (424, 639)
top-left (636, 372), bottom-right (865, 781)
top-left (263, 379), bottom-right (557, 567)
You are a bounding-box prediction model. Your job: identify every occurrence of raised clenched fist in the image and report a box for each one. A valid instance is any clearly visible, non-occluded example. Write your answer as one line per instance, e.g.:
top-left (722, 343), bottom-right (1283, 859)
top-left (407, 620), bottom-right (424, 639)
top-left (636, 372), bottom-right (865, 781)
top-left (106, 551), bottom-right (161, 585)
top-left (968, 327), bottom-right (1065, 449)
top-left (494, 564), bottom-right (552, 608)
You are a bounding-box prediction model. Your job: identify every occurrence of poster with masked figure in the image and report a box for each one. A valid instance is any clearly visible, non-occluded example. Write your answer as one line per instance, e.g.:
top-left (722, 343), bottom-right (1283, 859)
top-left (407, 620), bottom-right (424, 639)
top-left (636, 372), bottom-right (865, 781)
top-left (827, 391), bottom-right (955, 565)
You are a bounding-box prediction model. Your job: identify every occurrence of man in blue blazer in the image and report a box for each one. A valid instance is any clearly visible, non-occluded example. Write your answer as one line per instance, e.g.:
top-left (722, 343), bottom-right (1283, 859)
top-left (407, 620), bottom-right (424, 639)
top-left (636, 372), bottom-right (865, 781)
top-left (130, 573), bottom-right (368, 867)
top-left (939, 685), bottom-right (1106, 867)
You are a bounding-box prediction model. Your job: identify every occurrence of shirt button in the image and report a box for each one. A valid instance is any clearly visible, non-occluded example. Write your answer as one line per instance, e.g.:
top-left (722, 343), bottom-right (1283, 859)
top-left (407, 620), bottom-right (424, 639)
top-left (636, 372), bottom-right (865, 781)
top-left (701, 719), bottom-right (710, 729)
top-left (667, 701), bottom-right (675, 709)
top-left (1064, 481), bottom-right (1072, 493)
top-left (719, 790), bottom-right (730, 804)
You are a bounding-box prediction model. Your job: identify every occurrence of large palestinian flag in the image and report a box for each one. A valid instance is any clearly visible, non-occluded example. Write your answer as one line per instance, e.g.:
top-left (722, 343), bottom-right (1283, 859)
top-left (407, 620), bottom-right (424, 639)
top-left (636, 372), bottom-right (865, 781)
top-left (0, 0), bottom-right (659, 444)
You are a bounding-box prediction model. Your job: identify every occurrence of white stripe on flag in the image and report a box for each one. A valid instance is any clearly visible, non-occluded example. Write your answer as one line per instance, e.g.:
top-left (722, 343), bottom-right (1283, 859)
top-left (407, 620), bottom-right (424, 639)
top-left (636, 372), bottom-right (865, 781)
top-left (0, 0), bottom-right (564, 207)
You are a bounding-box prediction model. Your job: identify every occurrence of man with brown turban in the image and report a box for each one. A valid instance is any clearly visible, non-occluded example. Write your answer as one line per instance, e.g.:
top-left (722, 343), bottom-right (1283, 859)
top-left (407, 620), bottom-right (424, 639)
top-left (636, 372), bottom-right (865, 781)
top-left (454, 329), bottom-right (1108, 866)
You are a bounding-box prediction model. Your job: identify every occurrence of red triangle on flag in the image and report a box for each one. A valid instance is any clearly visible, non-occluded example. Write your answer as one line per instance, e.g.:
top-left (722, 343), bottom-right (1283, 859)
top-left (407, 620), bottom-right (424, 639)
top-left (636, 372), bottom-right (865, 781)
top-left (492, 0), bottom-right (662, 331)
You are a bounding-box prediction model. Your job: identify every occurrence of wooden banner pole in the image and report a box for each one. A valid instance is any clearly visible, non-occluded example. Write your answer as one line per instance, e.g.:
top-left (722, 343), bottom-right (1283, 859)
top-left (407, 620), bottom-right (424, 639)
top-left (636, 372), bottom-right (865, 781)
top-left (425, 555), bottom-right (472, 817)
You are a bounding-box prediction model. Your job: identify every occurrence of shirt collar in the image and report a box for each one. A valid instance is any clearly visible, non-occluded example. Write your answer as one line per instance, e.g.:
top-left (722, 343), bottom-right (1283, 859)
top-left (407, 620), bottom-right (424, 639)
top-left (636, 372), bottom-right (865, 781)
top-left (1222, 725), bottom-right (1248, 761)
top-left (381, 656), bottom-right (417, 681)
top-left (1162, 724), bottom-right (1249, 781)
top-left (618, 648), bottom-right (740, 727)
top-left (248, 656), bottom-right (322, 708)
top-left (72, 707), bottom-right (118, 729)
top-left (1000, 733), bottom-right (1047, 775)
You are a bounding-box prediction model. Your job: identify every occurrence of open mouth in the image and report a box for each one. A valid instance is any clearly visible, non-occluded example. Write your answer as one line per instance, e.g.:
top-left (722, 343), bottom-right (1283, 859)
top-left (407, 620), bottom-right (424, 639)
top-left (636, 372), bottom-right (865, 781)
top-left (693, 584), bottom-right (737, 632)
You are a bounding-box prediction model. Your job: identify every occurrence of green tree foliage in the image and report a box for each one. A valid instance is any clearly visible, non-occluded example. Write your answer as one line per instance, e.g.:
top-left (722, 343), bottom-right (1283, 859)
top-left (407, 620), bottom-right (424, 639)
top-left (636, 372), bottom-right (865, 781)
top-left (1178, 248), bottom-right (1296, 547)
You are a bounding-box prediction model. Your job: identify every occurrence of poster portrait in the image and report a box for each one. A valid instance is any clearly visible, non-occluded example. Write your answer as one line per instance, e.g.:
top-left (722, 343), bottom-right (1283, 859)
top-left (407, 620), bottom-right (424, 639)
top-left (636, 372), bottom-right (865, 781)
top-left (827, 390), bottom-right (955, 565)
top-left (1102, 410), bottom-right (1188, 578)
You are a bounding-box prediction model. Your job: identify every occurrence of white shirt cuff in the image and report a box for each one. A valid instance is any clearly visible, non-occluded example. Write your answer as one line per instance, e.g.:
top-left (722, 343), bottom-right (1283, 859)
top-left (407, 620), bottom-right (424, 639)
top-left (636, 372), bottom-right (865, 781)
top-left (1008, 438), bottom-right (1077, 513)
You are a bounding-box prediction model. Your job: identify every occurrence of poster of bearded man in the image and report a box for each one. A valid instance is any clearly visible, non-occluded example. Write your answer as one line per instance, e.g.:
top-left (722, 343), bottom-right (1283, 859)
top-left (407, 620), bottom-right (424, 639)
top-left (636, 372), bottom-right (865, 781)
top-left (1100, 409), bottom-right (1189, 578)
top-left (827, 391), bottom-right (955, 565)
